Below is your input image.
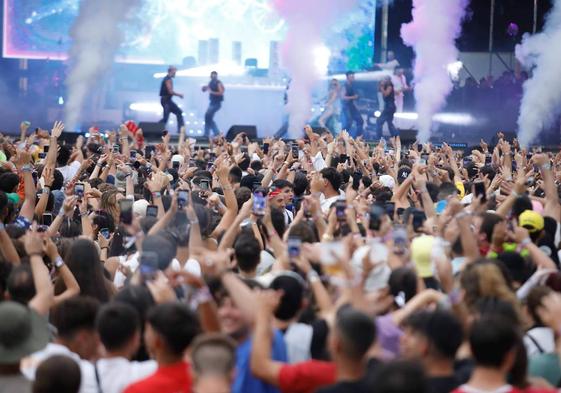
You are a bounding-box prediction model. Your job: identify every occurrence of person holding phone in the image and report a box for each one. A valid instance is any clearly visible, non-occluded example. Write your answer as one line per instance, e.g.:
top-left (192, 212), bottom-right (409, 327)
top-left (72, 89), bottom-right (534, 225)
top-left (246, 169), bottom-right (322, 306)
top-left (159, 66), bottom-right (184, 133)
top-left (202, 71), bottom-right (224, 137)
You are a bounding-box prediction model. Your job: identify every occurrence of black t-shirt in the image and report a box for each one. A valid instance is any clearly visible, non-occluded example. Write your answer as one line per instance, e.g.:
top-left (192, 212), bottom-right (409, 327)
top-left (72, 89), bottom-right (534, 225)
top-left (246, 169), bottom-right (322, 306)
top-left (429, 375), bottom-right (460, 393)
top-left (160, 75), bottom-right (172, 97)
top-left (209, 79), bottom-right (224, 103)
top-left (316, 359), bottom-right (381, 393)
top-left (343, 82), bottom-right (356, 106)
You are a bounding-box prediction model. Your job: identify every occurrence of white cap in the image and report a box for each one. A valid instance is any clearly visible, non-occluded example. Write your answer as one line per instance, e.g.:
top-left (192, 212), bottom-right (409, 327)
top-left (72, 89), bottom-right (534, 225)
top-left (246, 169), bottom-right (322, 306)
top-left (133, 199), bottom-right (150, 217)
top-left (379, 175), bottom-right (395, 190)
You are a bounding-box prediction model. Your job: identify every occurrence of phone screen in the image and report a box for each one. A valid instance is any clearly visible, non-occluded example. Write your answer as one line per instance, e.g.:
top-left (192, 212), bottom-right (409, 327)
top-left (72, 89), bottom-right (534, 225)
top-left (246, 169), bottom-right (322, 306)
top-left (74, 183), bottom-right (84, 198)
top-left (263, 143), bottom-right (270, 155)
top-left (335, 200), bottom-right (346, 221)
top-left (474, 181), bottom-right (486, 202)
top-left (291, 145), bottom-right (298, 159)
top-left (139, 252), bottom-right (159, 282)
top-left (177, 190), bottom-right (189, 209)
top-left (146, 205), bottom-right (158, 217)
top-left (100, 228), bottom-right (110, 239)
top-left (173, 161), bottom-right (180, 169)
top-left (130, 150), bottom-right (137, 160)
top-left (287, 237), bottom-right (301, 259)
top-left (253, 192), bottom-right (266, 216)
top-left (369, 205), bottom-right (385, 231)
top-left (199, 179), bottom-right (210, 190)
top-left (43, 145), bottom-right (49, 153)
top-left (119, 199), bottom-right (134, 225)
top-left (42, 213), bottom-right (53, 226)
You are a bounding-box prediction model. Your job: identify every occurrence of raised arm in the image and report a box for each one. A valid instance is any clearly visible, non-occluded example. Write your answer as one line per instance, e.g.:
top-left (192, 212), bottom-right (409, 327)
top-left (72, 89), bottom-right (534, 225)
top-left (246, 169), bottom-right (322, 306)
top-left (24, 227), bottom-right (54, 316)
top-left (17, 150), bottom-right (36, 221)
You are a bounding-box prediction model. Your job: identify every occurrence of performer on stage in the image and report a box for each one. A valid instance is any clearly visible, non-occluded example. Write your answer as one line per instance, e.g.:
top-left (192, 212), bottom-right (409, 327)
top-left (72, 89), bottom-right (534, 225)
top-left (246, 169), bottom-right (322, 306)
top-left (159, 66), bottom-right (184, 132)
top-left (202, 71), bottom-right (224, 137)
top-left (375, 51), bottom-right (400, 111)
top-left (391, 68), bottom-right (410, 113)
top-left (318, 78), bottom-right (341, 132)
top-left (341, 71), bottom-right (364, 137)
top-left (376, 77), bottom-right (398, 138)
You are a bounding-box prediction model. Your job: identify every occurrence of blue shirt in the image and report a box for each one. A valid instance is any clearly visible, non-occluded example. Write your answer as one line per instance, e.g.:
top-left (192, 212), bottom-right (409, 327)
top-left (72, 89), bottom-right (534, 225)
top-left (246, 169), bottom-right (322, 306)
top-left (233, 330), bottom-right (287, 393)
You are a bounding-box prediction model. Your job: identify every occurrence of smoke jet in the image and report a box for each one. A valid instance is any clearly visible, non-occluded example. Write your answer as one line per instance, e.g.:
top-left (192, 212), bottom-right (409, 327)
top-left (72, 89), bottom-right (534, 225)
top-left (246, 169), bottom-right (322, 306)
top-left (516, 0), bottom-right (561, 147)
top-left (272, 0), bottom-right (356, 139)
top-left (401, 0), bottom-right (469, 143)
top-left (65, 0), bottom-right (140, 129)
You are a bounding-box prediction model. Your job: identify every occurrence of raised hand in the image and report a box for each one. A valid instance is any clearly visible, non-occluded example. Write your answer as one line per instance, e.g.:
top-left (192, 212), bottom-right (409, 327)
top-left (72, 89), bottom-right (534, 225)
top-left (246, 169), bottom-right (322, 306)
top-left (51, 121), bottom-right (65, 139)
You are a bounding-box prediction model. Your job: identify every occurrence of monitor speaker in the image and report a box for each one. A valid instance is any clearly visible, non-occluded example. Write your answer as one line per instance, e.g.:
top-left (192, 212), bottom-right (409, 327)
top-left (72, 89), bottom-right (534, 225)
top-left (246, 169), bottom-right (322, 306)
top-left (138, 122), bottom-right (166, 137)
top-left (226, 125), bottom-right (257, 141)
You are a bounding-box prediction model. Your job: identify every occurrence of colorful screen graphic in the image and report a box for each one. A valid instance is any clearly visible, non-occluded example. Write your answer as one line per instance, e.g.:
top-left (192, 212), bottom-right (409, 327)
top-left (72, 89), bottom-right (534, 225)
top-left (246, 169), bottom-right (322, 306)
top-left (3, 0), bottom-right (374, 69)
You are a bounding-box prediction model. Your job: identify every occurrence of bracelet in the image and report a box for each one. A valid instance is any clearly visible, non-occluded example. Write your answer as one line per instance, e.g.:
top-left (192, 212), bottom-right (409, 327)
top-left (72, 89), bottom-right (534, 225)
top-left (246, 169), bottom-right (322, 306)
top-left (21, 165), bottom-right (33, 173)
top-left (54, 256), bottom-right (65, 269)
top-left (42, 187), bottom-right (51, 194)
top-left (151, 191), bottom-right (161, 199)
top-left (307, 270), bottom-right (320, 283)
top-left (190, 219), bottom-right (199, 225)
top-left (321, 234), bottom-right (334, 242)
top-left (541, 163), bottom-right (552, 171)
top-left (520, 238), bottom-right (532, 248)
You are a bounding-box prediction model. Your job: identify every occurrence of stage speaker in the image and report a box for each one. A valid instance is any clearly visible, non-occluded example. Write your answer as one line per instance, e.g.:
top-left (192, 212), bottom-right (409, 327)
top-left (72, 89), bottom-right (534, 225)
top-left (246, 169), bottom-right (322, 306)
top-left (226, 125), bottom-right (257, 141)
top-left (399, 129), bottom-right (418, 146)
top-left (139, 122), bottom-right (166, 137)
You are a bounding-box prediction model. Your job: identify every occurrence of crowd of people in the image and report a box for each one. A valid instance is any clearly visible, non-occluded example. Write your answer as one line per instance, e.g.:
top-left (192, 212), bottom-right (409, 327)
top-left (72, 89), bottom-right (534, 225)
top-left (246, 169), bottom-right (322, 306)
top-left (3, 120), bottom-right (561, 393)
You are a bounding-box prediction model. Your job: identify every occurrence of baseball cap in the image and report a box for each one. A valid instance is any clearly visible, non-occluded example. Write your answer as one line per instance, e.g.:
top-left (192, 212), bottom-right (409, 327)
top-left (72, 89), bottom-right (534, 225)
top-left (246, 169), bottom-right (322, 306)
top-left (519, 210), bottom-right (544, 233)
top-left (0, 302), bottom-right (49, 364)
top-left (379, 175), bottom-right (395, 190)
top-left (133, 199), bottom-right (150, 218)
top-left (397, 167), bottom-right (412, 184)
top-left (411, 235), bottom-right (435, 278)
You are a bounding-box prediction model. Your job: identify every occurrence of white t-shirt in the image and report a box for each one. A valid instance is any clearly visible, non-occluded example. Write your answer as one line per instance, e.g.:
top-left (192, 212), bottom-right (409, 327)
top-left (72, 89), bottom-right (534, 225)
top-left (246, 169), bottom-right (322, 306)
top-left (524, 327), bottom-right (556, 356)
top-left (57, 161), bottom-right (81, 184)
top-left (21, 343), bottom-right (98, 393)
top-left (94, 357), bottom-right (157, 393)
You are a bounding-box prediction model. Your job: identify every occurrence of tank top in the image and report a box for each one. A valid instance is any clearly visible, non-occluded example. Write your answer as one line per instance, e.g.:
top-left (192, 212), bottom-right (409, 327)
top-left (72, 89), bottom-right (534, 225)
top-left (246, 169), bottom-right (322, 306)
top-left (384, 83), bottom-right (395, 107)
top-left (209, 79), bottom-right (223, 103)
top-left (160, 75), bottom-right (172, 97)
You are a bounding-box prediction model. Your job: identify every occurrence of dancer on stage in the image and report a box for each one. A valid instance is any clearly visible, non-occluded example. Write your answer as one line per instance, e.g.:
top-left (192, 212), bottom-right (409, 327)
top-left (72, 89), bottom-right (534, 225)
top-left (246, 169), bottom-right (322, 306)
top-left (318, 78), bottom-right (341, 132)
top-left (376, 76), bottom-right (398, 138)
top-left (202, 71), bottom-right (224, 137)
top-left (159, 66), bottom-right (184, 132)
top-left (392, 68), bottom-right (410, 113)
top-left (341, 71), bottom-right (364, 137)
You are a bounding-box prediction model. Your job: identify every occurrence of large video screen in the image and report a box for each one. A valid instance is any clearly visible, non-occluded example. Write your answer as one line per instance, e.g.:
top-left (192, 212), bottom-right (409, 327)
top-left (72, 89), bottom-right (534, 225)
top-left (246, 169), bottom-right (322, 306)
top-left (2, 0), bottom-right (375, 70)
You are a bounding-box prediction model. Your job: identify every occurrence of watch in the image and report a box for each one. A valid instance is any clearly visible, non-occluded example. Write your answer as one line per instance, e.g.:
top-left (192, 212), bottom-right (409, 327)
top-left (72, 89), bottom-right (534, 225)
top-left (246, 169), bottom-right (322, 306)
top-left (541, 163), bottom-right (552, 171)
top-left (42, 187), bottom-right (51, 194)
top-left (21, 164), bottom-right (33, 173)
top-left (54, 256), bottom-right (65, 269)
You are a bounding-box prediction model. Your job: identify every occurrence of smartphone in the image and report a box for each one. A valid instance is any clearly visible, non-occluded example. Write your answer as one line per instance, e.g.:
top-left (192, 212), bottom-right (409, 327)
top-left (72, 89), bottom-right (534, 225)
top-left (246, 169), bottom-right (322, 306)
top-left (177, 190), bottom-right (189, 209)
top-left (74, 183), bottom-right (84, 198)
top-left (291, 144), bottom-right (299, 159)
top-left (339, 154), bottom-right (348, 163)
top-left (253, 192), bottom-right (266, 216)
top-left (139, 252), bottom-right (159, 282)
top-left (173, 161), bottom-right (180, 170)
top-left (335, 199), bottom-right (346, 222)
top-left (287, 237), bottom-right (301, 259)
top-left (146, 205), bottom-right (158, 217)
top-left (130, 150), bottom-right (137, 161)
top-left (100, 228), bottom-right (110, 239)
top-left (38, 152), bottom-right (46, 159)
top-left (485, 154), bottom-right (492, 165)
top-left (473, 181), bottom-right (486, 202)
top-left (43, 145), bottom-right (49, 153)
top-left (113, 144), bottom-right (121, 154)
top-left (263, 143), bottom-right (270, 155)
top-left (393, 225), bottom-right (408, 254)
top-left (240, 145), bottom-right (248, 154)
top-left (144, 163), bottom-right (153, 177)
top-left (162, 130), bottom-right (168, 137)
top-left (42, 213), bottom-right (53, 226)
top-left (145, 145), bottom-right (155, 158)
top-left (369, 205), bottom-right (385, 231)
top-left (412, 210), bottom-right (426, 232)
top-left (252, 181), bottom-right (262, 191)
top-left (119, 199), bottom-right (134, 225)
top-left (352, 172), bottom-right (362, 191)
top-left (199, 179), bottom-right (210, 190)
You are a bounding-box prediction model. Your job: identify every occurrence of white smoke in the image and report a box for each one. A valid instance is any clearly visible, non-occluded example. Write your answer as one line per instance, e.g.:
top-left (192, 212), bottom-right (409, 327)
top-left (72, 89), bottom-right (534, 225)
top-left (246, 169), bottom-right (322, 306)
top-left (516, 0), bottom-right (561, 147)
top-left (401, 0), bottom-right (469, 143)
top-left (65, 0), bottom-right (140, 129)
top-left (272, 0), bottom-right (357, 139)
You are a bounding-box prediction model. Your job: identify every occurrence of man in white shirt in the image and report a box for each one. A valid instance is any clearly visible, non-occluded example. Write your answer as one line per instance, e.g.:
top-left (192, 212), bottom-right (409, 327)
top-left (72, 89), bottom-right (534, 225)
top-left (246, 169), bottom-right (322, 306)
top-left (21, 297), bottom-right (100, 393)
top-left (375, 51), bottom-right (401, 112)
top-left (312, 167), bottom-right (343, 215)
top-left (94, 303), bottom-right (157, 393)
top-left (56, 145), bottom-right (81, 184)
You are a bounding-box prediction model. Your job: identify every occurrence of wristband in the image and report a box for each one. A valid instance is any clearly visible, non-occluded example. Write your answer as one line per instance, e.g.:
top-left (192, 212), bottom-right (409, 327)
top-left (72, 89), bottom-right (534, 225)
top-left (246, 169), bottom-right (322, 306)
top-left (21, 164), bottom-right (33, 173)
top-left (307, 270), bottom-right (320, 283)
top-left (151, 191), bottom-right (161, 199)
top-left (42, 187), bottom-right (51, 194)
top-left (520, 238), bottom-right (532, 248)
top-left (54, 256), bottom-right (65, 269)
top-left (541, 163), bottom-right (552, 171)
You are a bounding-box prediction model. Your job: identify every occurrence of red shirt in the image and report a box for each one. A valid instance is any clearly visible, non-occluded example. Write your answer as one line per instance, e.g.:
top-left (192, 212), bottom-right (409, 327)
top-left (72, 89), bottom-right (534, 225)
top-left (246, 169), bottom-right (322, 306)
top-left (124, 361), bottom-right (192, 393)
top-left (278, 360), bottom-right (336, 393)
